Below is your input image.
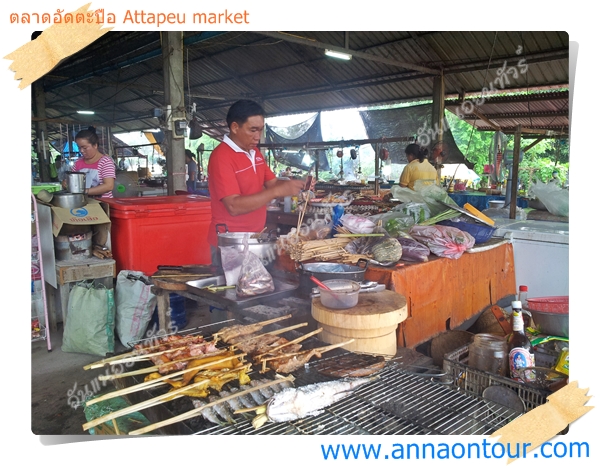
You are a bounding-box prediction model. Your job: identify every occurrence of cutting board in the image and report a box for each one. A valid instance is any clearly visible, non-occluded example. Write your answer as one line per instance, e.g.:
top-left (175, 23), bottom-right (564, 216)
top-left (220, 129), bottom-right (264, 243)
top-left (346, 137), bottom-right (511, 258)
top-left (311, 290), bottom-right (407, 356)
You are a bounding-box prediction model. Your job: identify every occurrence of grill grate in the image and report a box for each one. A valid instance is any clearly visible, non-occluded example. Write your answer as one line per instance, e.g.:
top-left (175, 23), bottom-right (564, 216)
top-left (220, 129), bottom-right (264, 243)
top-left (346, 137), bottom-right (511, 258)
top-left (192, 357), bottom-right (523, 435)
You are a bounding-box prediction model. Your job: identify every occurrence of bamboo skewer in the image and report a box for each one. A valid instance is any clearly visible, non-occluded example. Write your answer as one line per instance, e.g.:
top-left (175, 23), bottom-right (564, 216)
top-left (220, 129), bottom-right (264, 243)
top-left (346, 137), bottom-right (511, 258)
top-left (85, 353), bottom-right (247, 406)
top-left (82, 364), bottom-right (252, 432)
top-left (97, 349), bottom-right (232, 381)
top-left (228, 323), bottom-right (308, 349)
top-left (127, 375), bottom-right (295, 435)
top-left (259, 340), bottom-right (355, 363)
top-left (212, 314), bottom-right (293, 341)
top-left (84, 333), bottom-right (206, 370)
top-left (98, 343), bottom-right (228, 369)
top-left (253, 328), bottom-right (324, 361)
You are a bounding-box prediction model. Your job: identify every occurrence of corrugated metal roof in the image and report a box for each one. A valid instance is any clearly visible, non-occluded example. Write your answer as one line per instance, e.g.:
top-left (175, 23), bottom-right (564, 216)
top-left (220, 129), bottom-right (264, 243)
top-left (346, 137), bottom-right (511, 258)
top-left (35, 31), bottom-right (569, 145)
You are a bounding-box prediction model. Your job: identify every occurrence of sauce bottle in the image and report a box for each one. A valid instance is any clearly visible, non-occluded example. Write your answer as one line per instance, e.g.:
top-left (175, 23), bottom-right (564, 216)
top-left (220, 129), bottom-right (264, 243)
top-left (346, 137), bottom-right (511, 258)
top-left (508, 300), bottom-right (536, 381)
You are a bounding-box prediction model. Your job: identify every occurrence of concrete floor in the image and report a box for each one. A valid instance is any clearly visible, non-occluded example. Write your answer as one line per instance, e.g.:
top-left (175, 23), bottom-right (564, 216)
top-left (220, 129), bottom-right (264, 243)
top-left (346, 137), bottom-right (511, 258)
top-left (31, 298), bottom-right (226, 436)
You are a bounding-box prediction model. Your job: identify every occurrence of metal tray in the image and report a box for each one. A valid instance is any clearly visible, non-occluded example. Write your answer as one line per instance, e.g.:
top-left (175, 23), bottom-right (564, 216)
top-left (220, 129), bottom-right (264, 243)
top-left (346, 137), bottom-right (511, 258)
top-left (185, 275), bottom-right (299, 310)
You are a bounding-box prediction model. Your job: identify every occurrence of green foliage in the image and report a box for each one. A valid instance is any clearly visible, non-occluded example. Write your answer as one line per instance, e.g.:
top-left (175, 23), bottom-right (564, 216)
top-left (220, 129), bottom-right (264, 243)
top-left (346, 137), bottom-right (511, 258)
top-left (446, 110), bottom-right (569, 191)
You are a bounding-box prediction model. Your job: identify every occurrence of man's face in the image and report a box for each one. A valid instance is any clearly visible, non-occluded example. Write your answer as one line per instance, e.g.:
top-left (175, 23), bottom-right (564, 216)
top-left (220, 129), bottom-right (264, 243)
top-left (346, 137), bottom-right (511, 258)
top-left (230, 115), bottom-right (264, 152)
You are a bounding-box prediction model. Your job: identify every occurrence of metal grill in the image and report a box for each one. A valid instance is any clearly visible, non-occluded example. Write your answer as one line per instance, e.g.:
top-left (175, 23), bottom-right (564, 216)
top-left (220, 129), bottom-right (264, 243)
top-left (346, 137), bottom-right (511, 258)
top-left (191, 358), bottom-right (522, 436)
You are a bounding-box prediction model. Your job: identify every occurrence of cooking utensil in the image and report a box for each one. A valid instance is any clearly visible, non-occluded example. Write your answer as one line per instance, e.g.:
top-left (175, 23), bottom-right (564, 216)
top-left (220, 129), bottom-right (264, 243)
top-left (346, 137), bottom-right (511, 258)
top-left (216, 224), bottom-right (277, 268)
top-left (66, 171), bottom-right (87, 194)
top-left (51, 192), bottom-right (88, 209)
top-left (309, 275), bottom-right (332, 291)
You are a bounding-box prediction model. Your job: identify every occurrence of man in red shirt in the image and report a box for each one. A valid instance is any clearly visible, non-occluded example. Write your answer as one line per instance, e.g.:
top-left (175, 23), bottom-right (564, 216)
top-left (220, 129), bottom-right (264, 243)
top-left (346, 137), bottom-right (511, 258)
top-left (208, 100), bottom-right (305, 264)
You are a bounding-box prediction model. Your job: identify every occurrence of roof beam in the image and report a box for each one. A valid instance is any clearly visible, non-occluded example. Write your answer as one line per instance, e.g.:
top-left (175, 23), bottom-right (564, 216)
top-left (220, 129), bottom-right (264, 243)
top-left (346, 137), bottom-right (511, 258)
top-left (256, 32), bottom-right (441, 75)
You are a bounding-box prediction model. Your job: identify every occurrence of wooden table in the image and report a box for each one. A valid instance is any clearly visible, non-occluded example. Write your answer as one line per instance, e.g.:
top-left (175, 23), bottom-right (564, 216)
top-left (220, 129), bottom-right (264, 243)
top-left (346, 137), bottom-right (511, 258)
top-left (364, 240), bottom-right (516, 349)
top-left (46, 258), bottom-right (116, 331)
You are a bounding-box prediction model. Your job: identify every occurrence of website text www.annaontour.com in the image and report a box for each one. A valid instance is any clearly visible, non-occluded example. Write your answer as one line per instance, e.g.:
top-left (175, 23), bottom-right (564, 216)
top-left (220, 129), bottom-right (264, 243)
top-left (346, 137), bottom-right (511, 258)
top-left (319, 439), bottom-right (590, 461)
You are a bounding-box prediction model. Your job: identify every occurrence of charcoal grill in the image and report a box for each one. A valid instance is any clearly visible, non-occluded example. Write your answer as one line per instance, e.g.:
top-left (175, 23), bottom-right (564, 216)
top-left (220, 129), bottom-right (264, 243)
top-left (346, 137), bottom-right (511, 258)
top-left (115, 320), bottom-right (526, 435)
top-left (190, 356), bottom-right (523, 435)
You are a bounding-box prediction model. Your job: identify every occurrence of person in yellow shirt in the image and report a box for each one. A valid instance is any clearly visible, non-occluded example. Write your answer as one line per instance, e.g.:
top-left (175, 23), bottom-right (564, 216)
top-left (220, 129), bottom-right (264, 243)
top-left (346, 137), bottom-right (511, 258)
top-left (399, 143), bottom-right (438, 190)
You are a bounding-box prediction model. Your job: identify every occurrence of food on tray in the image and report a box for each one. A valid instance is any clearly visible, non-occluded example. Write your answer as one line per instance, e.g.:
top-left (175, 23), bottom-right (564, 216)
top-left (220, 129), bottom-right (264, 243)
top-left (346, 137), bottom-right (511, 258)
top-left (251, 376), bottom-right (378, 428)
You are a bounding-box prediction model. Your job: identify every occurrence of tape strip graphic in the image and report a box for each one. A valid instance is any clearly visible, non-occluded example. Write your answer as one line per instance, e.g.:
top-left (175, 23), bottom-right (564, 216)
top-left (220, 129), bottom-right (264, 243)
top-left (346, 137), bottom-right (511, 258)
top-left (490, 381), bottom-right (593, 464)
top-left (4, 3), bottom-right (113, 89)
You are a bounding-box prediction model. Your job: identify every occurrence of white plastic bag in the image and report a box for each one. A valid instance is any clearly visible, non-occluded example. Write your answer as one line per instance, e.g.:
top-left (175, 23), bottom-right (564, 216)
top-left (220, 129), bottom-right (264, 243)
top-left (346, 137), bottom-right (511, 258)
top-left (529, 181), bottom-right (569, 217)
top-left (220, 245), bottom-right (244, 286)
top-left (115, 270), bottom-right (157, 347)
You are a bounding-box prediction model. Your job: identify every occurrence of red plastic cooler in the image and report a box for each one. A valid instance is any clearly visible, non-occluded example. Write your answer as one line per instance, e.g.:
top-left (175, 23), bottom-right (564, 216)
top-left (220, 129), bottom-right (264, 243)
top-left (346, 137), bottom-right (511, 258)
top-left (103, 195), bottom-right (211, 275)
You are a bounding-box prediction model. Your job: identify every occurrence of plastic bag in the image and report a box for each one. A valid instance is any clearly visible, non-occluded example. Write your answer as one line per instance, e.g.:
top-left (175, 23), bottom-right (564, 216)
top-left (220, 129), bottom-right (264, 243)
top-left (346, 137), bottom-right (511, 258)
top-left (115, 270), bottom-right (157, 347)
top-left (340, 214), bottom-right (376, 234)
top-left (236, 234), bottom-right (275, 297)
top-left (409, 225), bottom-right (475, 259)
top-left (529, 181), bottom-right (569, 217)
top-left (391, 183), bottom-right (455, 217)
top-left (369, 211), bottom-right (416, 237)
top-left (221, 245), bottom-right (244, 286)
top-left (397, 237), bottom-right (431, 262)
top-left (62, 281), bottom-right (116, 356)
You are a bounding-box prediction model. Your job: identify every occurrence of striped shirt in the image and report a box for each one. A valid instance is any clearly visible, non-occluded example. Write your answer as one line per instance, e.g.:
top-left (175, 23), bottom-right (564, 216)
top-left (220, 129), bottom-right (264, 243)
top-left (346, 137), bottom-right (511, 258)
top-left (73, 155), bottom-right (116, 198)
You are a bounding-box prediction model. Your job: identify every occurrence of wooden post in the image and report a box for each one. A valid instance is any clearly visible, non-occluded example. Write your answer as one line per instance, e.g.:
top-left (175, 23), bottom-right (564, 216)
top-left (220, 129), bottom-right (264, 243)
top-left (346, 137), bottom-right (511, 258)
top-left (162, 32), bottom-right (187, 194)
top-left (509, 125), bottom-right (522, 219)
top-left (431, 71), bottom-right (445, 184)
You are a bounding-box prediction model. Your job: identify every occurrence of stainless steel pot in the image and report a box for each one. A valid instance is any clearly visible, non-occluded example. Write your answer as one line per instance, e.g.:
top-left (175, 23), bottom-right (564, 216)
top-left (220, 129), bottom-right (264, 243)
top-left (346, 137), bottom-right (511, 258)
top-left (216, 224), bottom-right (277, 268)
top-left (51, 192), bottom-right (88, 209)
top-left (66, 171), bottom-right (87, 193)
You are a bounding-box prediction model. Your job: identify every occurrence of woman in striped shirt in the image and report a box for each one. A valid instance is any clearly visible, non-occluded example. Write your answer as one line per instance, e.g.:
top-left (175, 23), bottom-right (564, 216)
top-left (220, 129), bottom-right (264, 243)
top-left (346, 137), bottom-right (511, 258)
top-left (72, 127), bottom-right (116, 199)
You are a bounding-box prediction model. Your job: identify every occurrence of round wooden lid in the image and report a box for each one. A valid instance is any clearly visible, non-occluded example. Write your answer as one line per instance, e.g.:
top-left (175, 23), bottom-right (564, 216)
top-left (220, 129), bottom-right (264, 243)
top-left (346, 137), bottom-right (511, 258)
top-left (312, 290), bottom-right (407, 330)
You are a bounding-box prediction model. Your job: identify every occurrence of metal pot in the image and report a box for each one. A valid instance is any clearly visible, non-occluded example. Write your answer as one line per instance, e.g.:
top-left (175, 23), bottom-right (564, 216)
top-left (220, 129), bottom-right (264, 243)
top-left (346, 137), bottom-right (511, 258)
top-left (66, 171), bottom-right (87, 194)
top-left (297, 259), bottom-right (368, 295)
top-left (51, 192), bottom-right (88, 209)
top-left (216, 224), bottom-right (277, 269)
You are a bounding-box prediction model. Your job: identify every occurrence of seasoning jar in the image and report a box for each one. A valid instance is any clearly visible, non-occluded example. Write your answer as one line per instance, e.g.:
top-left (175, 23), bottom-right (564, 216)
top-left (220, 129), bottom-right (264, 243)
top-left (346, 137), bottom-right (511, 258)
top-left (468, 333), bottom-right (508, 376)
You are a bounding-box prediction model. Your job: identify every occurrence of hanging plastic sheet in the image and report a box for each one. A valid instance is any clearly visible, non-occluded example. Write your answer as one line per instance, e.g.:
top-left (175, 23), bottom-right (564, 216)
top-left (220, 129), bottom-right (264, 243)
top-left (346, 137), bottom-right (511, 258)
top-left (265, 113), bottom-right (330, 172)
top-left (359, 104), bottom-right (472, 167)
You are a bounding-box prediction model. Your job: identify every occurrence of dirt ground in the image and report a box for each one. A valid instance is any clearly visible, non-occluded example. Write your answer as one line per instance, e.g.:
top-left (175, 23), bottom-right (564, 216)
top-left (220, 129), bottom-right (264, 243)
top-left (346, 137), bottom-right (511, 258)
top-left (31, 299), bottom-right (216, 436)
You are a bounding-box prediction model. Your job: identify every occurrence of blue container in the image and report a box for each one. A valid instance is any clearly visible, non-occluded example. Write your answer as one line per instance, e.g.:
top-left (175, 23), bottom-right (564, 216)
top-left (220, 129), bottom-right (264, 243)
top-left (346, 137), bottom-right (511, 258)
top-left (168, 294), bottom-right (188, 330)
top-left (438, 220), bottom-right (496, 244)
top-left (149, 294), bottom-right (188, 331)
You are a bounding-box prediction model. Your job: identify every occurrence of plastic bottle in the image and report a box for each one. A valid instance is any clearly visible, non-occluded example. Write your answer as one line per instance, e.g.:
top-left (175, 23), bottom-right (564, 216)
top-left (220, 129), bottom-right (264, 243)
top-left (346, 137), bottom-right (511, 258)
top-left (507, 301), bottom-right (535, 381)
top-left (283, 196), bottom-right (292, 213)
top-left (518, 285), bottom-right (528, 308)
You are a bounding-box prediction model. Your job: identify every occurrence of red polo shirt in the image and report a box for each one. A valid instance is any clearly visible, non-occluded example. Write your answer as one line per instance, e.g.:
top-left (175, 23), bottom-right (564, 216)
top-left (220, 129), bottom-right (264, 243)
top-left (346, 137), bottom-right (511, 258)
top-left (207, 137), bottom-right (276, 247)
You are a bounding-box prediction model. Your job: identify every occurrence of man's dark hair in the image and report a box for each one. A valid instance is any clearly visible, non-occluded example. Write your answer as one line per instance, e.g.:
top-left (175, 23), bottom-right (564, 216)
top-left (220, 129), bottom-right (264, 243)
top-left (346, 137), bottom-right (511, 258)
top-left (226, 100), bottom-right (265, 128)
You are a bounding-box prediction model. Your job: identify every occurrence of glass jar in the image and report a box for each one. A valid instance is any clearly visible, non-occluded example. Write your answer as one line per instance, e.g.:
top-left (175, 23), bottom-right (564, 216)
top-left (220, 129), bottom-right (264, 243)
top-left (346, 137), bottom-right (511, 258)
top-left (468, 333), bottom-right (508, 376)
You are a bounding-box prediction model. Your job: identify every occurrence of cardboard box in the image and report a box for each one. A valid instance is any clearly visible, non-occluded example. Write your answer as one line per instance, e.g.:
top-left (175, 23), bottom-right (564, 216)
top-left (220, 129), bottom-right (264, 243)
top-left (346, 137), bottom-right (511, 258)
top-left (50, 199), bottom-right (112, 248)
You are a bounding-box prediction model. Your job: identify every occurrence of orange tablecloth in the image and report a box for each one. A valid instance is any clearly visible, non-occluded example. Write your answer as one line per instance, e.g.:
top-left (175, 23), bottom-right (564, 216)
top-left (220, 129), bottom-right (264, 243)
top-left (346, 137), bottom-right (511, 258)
top-left (364, 242), bottom-right (516, 349)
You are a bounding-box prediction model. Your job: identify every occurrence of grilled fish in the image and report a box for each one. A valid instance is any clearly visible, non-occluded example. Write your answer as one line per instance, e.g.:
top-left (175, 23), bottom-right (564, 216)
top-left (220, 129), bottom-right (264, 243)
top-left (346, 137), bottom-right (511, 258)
top-left (209, 395), bottom-right (235, 424)
top-left (260, 377), bottom-right (378, 425)
top-left (191, 399), bottom-right (222, 425)
top-left (219, 389), bottom-right (245, 412)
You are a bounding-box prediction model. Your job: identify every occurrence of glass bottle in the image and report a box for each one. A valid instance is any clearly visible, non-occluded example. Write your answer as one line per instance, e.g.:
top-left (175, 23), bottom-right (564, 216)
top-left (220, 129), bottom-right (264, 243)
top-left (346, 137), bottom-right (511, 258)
top-left (508, 301), bottom-right (535, 381)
